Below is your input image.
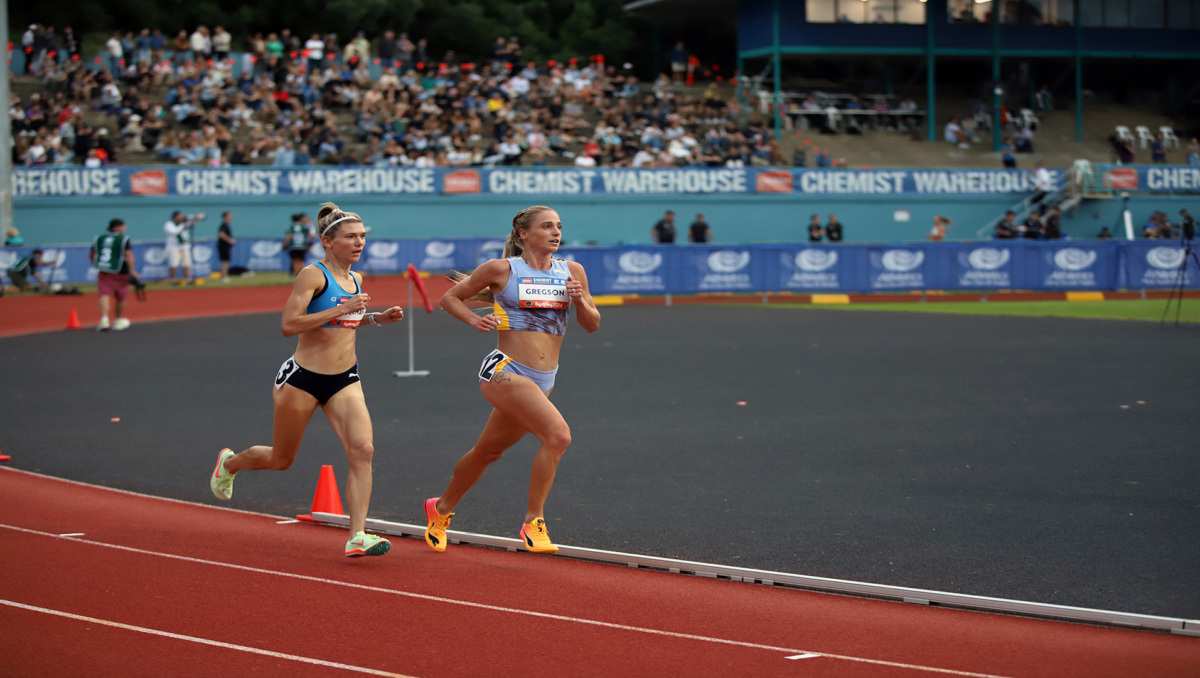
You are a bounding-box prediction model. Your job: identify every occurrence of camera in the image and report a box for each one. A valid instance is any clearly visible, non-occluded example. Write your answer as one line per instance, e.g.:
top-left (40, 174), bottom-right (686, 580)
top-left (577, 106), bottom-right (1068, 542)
top-left (186, 213), bottom-right (208, 223)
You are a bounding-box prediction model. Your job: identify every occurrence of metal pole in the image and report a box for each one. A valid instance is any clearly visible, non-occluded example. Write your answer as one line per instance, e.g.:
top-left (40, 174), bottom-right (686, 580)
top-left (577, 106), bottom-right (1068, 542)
top-left (0, 0), bottom-right (13, 239)
top-left (926, 6), bottom-right (936, 142)
top-left (992, 1), bottom-right (1002, 153)
top-left (393, 274), bottom-right (430, 377)
top-left (1074, 0), bottom-right (1082, 143)
top-left (772, 0), bottom-right (782, 141)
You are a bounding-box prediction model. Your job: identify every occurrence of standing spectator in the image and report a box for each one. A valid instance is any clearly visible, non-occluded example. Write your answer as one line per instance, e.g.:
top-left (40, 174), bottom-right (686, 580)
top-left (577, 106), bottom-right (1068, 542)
top-left (1188, 138), bottom-right (1200, 166)
top-left (994, 211), bottom-right (1018, 239)
top-left (105, 32), bottom-right (124, 74)
top-left (173, 30), bottom-right (191, 69)
top-left (149, 29), bottom-right (165, 64)
top-left (397, 33), bottom-right (414, 71)
top-left (1151, 133), bottom-right (1167, 164)
top-left (669, 42), bottom-right (687, 83)
top-left (1031, 162), bottom-right (1053, 209)
top-left (213, 27), bottom-right (232, 63)
top-left (304, 33), bottom-right (325, 73)
top-left (163, 211), bottom-right (197, 285)
top-left (1021, 212), bottom-right (1043, 239)
top-left (1043, 207), bottom-right (1062, 240)
top-left (689, 213), bottom-right (711, 243)
top-left (926, 215), bottom-right (951, 242)
top-left (1096, 227), bottom-right (1112, 239)
top-left (807, 214), bottom-right (824, 242)
top-left (416, 38), bottom-right (428, 65)
top-left (63, 26), bottom-right (80, 62)
top-left (217, 211), bottom-right (236, 281)
top-left (284, 213), bottom-right (312, 276)
top-left (136, 29), bottom-right (152, 65)
top-left (1001, 138), bottom-right (1016, 168)
top-left (90, 218), bottom-right (141, 331)
top-left (4, 249), bottom-right (55, 293)
top-left (1035, 84), bottom-right (1053, 111)
top-left (825, 214), bottom-right (844, 242)
top-left (190, 26), bottom-right (209, 63)
top-left (1180, 209), bottom-right (1195, 241)
top-left (22, 25), bottom-right (37, 75)
top-left (346, 31), bottom-right (371, 66)
top-left (377, 30), bottom-right (396, 65)
top-left (652, 210), bottom-right (677, 243)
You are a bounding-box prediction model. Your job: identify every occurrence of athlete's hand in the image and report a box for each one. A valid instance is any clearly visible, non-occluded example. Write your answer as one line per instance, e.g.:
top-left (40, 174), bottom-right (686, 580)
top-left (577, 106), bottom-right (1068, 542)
top-left (344, 293), bottom-right (370, 314)
top-left (566, 275), bottom-right (584, 300)
top-left (473, 313), bottom-right (500, 332)
top-left (378, 306), bottom-right (404, 323)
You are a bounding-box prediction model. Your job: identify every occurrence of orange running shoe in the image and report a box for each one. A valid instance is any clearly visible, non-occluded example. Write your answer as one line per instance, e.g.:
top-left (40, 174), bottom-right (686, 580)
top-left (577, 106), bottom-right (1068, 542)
top-left (424, 497), bottom-right (454, 552)
top-left (519, 517), bottom-right (559, 554)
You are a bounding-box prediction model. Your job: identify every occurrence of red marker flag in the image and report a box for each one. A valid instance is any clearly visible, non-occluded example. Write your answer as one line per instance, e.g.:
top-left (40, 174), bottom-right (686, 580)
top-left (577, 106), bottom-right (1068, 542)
top-left (407, 264), bottom-right (434, 313)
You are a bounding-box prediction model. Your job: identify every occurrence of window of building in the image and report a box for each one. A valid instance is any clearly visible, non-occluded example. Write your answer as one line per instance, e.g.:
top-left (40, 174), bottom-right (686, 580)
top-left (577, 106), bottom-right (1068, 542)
top-left (1103, 0), bottom-right (1130, 27)
top-left (1130, 1), bottom-right (1166, 27)
top-left (807, 0), bottom-right (927, 24)
top-left (949, 0), bottom-right (1074, 26)
top-left (947, 0), bottom-right (989, 24)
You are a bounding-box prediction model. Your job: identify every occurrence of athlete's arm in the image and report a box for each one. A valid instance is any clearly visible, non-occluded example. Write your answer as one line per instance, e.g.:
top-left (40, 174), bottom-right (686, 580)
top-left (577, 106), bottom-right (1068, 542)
top-left (353, 271), bottom-right (404, 325)
top-left (566, 261), bottom-right (600, 333)
top-left (124, 244), bottom-right (140, 279)
top-left (280, 266), bottom-right (369, 336)
top-left (441, 258), bottom-right (508, 332)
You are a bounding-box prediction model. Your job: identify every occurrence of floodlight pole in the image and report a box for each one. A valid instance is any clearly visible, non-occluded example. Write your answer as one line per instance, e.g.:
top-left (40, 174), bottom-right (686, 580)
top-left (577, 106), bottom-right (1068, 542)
top-left (393, 276), bottom-right (430, 378)
top-left (0, 0), bottom-right (13, 240)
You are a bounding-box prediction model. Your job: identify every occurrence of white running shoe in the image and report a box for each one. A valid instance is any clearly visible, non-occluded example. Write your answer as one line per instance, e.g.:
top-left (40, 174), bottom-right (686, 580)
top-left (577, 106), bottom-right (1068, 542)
top-left (112, 318), bottom-right (131, 331)
top-left (97, 318), bottom-right (110, 332)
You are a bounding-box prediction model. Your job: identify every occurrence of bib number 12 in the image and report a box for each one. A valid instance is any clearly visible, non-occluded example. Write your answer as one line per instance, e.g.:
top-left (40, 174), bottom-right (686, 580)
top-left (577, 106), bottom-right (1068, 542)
top-left (478, 349), bottom-right (507, 381)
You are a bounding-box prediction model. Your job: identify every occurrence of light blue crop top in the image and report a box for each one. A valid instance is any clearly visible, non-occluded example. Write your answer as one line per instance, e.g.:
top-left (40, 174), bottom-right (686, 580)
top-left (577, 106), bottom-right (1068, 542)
top-left (307, 262), bottom-right (364, 329)
top-left (493, 257), bottom-right (571, 336)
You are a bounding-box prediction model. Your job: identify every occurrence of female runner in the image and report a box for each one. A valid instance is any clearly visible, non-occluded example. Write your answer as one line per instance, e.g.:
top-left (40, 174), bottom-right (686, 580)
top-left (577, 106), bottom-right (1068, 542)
top-left (424, 205), bottom-right (600, 554)
top-left (210, 202), bottom-right (404, 557)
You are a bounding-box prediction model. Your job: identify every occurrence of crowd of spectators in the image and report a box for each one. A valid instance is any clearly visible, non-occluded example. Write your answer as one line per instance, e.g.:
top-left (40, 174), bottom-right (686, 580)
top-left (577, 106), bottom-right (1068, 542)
top-left (1141, 210), bottom-right (1194, 240)
top-left (12, 24), bottom-right (779, 170)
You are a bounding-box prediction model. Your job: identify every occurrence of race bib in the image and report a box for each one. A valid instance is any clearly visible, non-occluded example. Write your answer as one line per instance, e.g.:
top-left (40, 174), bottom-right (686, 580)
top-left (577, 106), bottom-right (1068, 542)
top-left (517, 277), bottom-right (568, 310)
top-left (275, 356), bottom-right (300, 389)
top-left (329, 296), bottom-right (365, 328)
top-left (478, 349), bottom-right (510, 381)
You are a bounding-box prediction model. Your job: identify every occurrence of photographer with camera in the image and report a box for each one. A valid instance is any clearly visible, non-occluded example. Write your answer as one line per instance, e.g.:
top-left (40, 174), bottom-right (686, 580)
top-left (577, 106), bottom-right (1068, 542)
top-left (90, 219), bottom-right (142, 332)
top-left (163, 211), bottom-right (205, 285)
top-left (1180, 210), bottom-right (1195, 242)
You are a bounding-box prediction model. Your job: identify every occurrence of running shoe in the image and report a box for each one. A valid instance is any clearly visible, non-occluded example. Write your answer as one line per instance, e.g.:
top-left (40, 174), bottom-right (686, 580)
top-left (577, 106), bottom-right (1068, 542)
top-left (424, 497), bottom-right (453, 552)
top-left (97, 318), bottom-right (110, 332)
top-left (209, 448), bottom-right (237, 500)
top-left (345, 531), bottom-right (391, 557)
top-left (519, 517), bottom-right (559, 554)
top-left (112, 318), bottom-right (131, 331)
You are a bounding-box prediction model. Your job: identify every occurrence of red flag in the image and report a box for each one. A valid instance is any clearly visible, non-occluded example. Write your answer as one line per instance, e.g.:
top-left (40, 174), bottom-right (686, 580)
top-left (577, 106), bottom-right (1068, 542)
top-left (407, 264), bottom-right (434, 313)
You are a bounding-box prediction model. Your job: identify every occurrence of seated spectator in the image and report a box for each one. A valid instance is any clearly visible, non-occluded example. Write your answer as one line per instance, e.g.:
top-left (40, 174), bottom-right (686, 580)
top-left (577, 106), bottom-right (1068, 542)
top-left (994, 211), bottom-right (1018, 239)
top-left (792, 145), bottom-right (806, 167)
top-left (1151, 133), bottom-right (1167, 164)
top-left (1035, 85), bottom-right (1053, 112)
top-left (1021, 212), bottom-right (1042, 239)
top-left (1014, 125), bottom-right (1034, 153)
top-left (1001, 138), bottom-right (1016, 168)
top-left (1043, 207), bottom-right (1062, 240)
top-left (945, 117), bottom-right (969, 149)
top-left (1097, 227), bottom-right (1112, 239)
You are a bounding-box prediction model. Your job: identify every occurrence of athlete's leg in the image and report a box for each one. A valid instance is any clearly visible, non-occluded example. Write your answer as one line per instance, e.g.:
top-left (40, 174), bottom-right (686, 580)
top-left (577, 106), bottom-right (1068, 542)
top-left (480, 374), bottom-right (571, 523)
top-left (223, 384), bottom-right (318, 474)
top-left (323, 382), bottom-right (374, 537)
top-left (435, 406), bottom-right (528, 516)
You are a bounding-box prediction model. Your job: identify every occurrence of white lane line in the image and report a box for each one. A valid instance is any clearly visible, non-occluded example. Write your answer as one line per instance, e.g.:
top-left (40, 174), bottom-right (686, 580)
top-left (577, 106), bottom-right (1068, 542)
top-left (786, 653), bottom-right (821, 660)
top-left (276, 519), bottom-right (300, 525)
top-left (0, 599), bottom-right (417, 678)
top-left (58, 533), bottom-right (85, 537)
top-left (0, 523), bottom-right (1014, 678)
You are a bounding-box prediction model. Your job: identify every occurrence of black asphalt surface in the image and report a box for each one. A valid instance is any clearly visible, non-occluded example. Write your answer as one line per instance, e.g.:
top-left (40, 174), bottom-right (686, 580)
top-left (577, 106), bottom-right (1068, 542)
top-left (3, 304), bottom-right (1198, 618)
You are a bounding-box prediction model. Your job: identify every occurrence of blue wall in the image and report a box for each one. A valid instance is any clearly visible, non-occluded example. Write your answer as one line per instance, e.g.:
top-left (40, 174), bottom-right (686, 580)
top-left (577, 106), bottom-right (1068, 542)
top-left (15, 193), bottom-right (1200, 248)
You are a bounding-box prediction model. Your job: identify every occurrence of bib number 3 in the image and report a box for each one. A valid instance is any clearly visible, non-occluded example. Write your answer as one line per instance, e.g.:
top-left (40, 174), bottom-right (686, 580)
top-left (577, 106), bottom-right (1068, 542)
top-left (478, 349), bottom-right (508, 381)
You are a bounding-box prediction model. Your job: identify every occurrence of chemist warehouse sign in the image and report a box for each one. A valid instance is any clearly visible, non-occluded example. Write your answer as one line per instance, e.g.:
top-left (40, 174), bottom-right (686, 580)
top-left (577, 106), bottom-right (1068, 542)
top-left (13, 166), bottom-right (1079, 198)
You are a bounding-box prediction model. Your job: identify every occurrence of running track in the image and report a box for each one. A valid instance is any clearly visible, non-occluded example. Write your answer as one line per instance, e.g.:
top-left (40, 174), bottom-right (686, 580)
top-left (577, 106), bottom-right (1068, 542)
top-left (1, 468), bottom-right (1197, 678)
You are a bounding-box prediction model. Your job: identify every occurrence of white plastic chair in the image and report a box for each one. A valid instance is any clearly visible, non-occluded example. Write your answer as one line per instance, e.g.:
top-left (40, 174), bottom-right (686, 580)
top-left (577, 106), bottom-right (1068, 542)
top-left (1136, 125), bottom-right (1154, 149)
top-left (1020, 108), bottom-right (1040, 131)
top-left (1160, 126), bottom-right (1180, 149)
top-left (1115, 125), bottom-right (1135, 143)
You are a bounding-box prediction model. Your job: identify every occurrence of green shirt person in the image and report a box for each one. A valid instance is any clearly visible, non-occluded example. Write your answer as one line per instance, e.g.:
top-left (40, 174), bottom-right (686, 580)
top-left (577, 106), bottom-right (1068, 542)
top-left (89, 219), bottom-right (141, 331)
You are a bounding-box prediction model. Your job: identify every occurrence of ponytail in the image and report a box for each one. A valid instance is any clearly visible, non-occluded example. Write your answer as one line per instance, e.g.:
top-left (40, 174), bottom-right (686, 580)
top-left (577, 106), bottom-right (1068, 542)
top-left (316, 202), bottom-right (362, 239)
top-left (460, 205), bottom-right (554, 305)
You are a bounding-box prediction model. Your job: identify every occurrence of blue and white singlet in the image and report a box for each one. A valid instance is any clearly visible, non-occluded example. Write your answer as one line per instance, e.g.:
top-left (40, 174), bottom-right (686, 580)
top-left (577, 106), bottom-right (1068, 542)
top-left (493, 256), bottom-right (571, 336)
top-left (306, 262), bottom-right (365, 329)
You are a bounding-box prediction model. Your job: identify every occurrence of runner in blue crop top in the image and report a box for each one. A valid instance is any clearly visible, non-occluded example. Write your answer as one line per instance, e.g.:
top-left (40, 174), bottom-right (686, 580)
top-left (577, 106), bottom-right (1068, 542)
top-left (210, 202), bottom-right (405, 559)
top-left (424, 205), bottom-right (602, 555)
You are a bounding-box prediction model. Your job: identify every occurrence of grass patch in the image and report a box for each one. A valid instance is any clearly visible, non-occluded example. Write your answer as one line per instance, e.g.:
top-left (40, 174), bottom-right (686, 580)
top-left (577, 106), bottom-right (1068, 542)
top-left (6, 272), bottom-right (298, 297)
top-left (769, 299), bottom-right (1200, 323)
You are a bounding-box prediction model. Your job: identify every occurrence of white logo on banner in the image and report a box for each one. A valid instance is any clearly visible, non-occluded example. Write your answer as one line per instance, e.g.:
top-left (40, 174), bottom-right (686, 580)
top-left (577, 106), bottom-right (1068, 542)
top-left (426, 241), bottom-right (455, 258)
top-left (1147, 247), bottom-right (1184, 270)
top-left (1046, 248), bottom-right (1098, 287)
top-left (40, 249), bottom-right (68, 266)
top-left (881, 249), bottom-right (924, 272)
top-left (701, 250), bottom-right (752, 290)
top-left (968, 248), bottom-right (1010, 270)
top-left (960, 247), bottom-right (1011, 287)
top-left (309, 242), bottom-right (325, 258)
top-left (795, 249), bottom-right (838, 272)
top-left (618, 251), bottom-right (663, 274)
top-left (0, 251), bottom-right (17, 269)
top-left (707, 250), bottom-right (751, 273)
top-left (252, 241), bottom-right (282, 257)
top-left (144, 247), bottom-right (168, 265)
top-left (422, 241), bottom-right (456, 269)
top-left (1053, 248), bottom-right (1097, 271)
top-left (369, 242), bottom-right (399, 258)
top-left (192, 245), bottom-right (213, 263)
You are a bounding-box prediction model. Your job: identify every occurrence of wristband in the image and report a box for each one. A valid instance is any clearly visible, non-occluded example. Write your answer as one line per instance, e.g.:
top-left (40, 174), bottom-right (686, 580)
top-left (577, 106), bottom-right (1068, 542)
top-left (368, 312), bottom-right (379, 326)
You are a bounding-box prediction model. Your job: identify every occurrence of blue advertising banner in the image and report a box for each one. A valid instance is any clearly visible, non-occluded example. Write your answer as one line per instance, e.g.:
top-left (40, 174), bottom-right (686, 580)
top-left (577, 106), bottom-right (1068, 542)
top-left (1096, 165), bottom-right (1200, 193)
top-left (5, 240), bottom-right (1180, 294)
top-left (11, 166), bottom-right (1067, 199)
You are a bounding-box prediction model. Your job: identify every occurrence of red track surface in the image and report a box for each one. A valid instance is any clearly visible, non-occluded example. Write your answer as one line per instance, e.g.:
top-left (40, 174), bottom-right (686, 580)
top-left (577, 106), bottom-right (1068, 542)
top-left (1, 468), bottom-right (1197, 678)
top-left (0, 275), bottom-right (456, 338)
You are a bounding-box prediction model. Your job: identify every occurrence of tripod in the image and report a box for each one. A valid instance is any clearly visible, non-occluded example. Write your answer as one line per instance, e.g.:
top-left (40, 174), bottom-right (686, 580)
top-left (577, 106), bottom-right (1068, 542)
top-left (1159, 235), bottom-right (1200, 328)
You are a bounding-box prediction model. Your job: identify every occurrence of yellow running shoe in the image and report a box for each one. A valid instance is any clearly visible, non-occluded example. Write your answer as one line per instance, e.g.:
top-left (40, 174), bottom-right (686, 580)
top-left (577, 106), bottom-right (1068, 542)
top-left (519, 517), bottom-right (559, 554)
top-left (209, 448), bottom-right (237, 500)
top-left (424, 497), bottom-right (453, 552)
top-left (345, 531), bottom-right (391, 557)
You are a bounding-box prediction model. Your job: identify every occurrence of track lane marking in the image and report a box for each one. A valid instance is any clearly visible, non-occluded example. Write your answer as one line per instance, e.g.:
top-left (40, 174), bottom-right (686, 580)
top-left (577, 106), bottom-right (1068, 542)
top-left (0, 599), bottom-right (417, 678)
top-left (0, 523), bottom-right (1015, 678)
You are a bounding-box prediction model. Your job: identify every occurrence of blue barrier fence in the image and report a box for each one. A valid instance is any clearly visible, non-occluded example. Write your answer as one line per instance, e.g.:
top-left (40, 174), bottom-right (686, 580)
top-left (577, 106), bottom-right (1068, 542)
top-left (4, 240), bottom-right (1196, 293)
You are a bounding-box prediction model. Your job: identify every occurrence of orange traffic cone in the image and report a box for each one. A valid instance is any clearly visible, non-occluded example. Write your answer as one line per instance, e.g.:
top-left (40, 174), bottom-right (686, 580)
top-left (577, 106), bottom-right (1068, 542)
top-left (0, 445), bottom-right (10, 461)
top-left (66, 309), bottom-right (83, 330)
top-left (295, 465), bottom-right (345, 521)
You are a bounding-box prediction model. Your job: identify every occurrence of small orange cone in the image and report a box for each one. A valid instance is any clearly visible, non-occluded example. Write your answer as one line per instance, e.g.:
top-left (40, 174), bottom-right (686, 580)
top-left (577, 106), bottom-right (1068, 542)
top-left (0, 445), bottom-right (10, 461)
top-left (66, 309), bottom-right (83, 330)
top-left (296, 464), bottom-right (345, 521)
